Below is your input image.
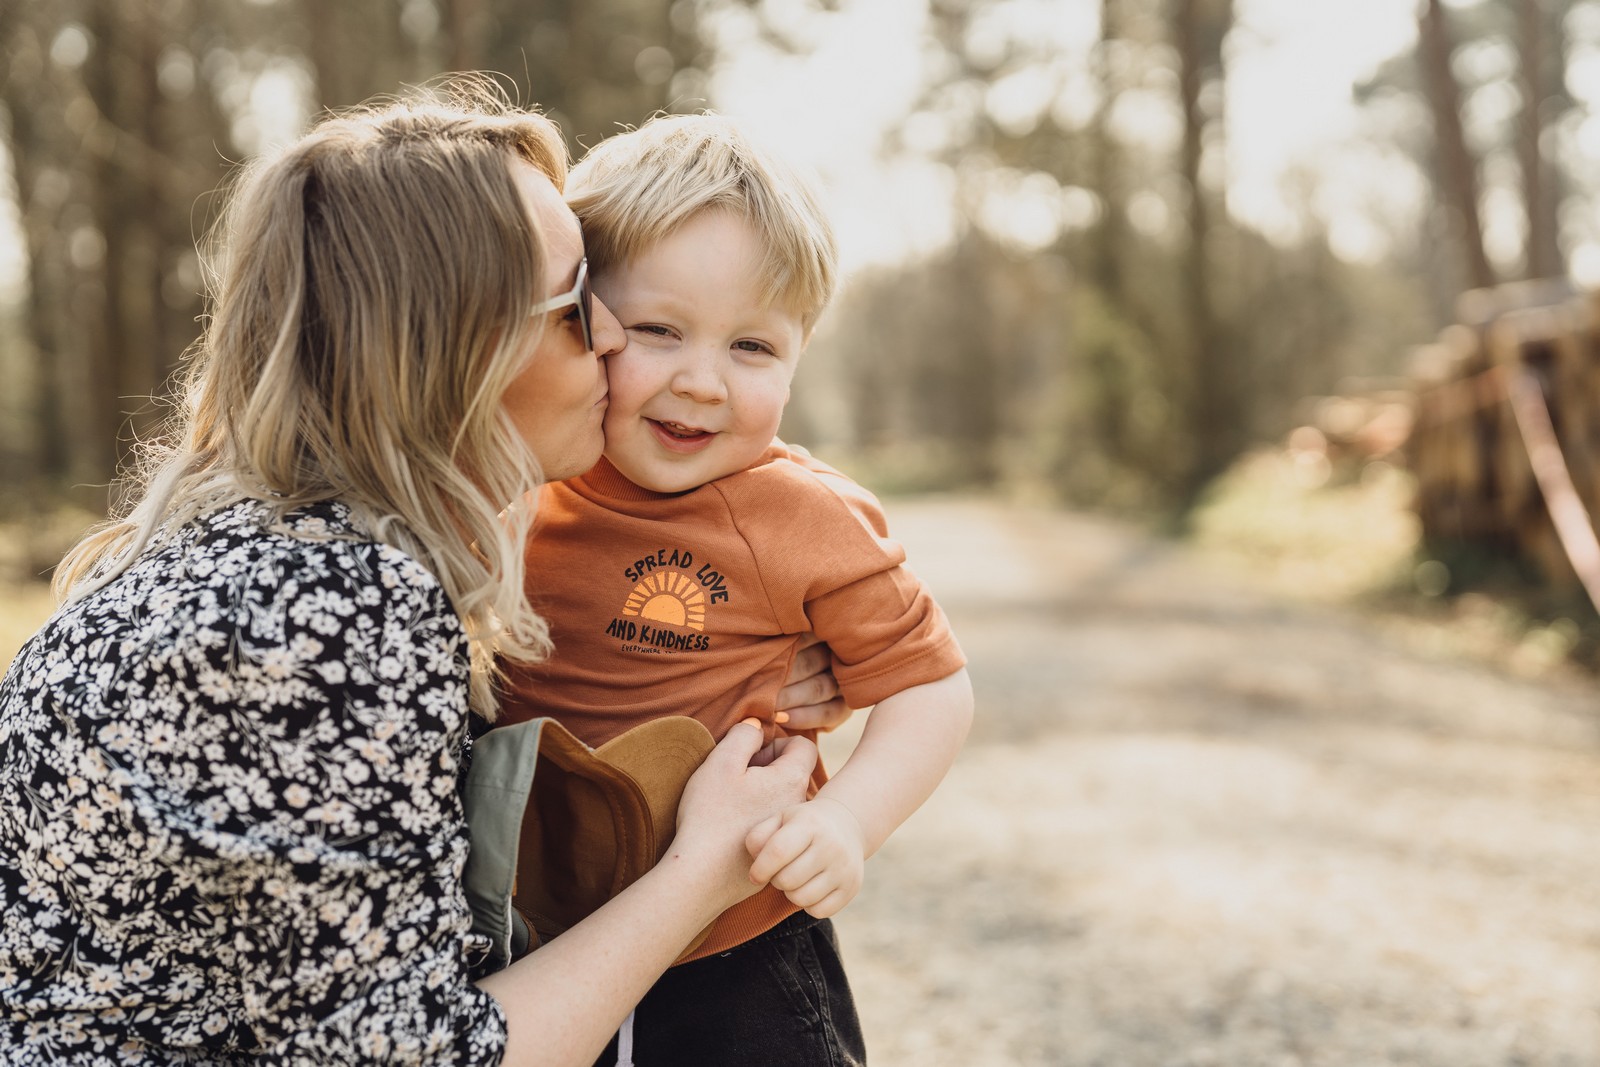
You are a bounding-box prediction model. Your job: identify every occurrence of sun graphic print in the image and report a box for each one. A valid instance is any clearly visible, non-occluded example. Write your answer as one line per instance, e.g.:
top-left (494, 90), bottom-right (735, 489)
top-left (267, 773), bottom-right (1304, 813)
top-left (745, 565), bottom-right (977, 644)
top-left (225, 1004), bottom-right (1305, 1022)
top-left (622, 570), bottom-right (707, 631)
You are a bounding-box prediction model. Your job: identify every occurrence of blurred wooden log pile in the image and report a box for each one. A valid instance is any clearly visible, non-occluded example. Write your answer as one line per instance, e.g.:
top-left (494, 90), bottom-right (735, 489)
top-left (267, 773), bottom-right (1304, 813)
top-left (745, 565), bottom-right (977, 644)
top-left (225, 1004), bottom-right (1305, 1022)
top-left (1407, 279), bottom-right (1600, 607)
top-left (1288, 387), bottom-right (1413, 471)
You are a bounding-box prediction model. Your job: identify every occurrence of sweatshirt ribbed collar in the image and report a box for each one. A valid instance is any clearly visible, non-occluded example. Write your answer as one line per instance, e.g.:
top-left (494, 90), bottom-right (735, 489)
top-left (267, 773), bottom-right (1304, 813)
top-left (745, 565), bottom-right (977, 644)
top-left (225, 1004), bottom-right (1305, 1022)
top-left (567, 456), bottom-right (680, 503)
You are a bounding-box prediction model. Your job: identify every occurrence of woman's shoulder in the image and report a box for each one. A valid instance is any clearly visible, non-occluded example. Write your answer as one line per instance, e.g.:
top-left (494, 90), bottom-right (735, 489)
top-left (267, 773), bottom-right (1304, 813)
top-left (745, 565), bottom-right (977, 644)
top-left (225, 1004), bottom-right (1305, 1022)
top-left (197, 498), bottom-right (443, 585)
top-left (10, 499), bottom-right (466, 721)
top-left (125, 498), bottom-right (457, 621)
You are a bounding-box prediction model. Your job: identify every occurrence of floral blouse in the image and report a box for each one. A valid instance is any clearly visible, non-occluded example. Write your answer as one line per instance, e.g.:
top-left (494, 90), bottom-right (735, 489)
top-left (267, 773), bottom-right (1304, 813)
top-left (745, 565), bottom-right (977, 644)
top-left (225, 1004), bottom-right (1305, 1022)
top-left (0, 501), bottom-right (508, 1064)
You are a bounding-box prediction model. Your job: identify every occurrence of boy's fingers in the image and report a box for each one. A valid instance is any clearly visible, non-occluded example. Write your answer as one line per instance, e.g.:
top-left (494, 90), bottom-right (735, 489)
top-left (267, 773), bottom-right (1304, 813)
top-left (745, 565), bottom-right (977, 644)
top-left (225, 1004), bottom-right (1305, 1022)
top-left (745, 814), bottom-right (781, 861)
top-left (783, 865), bottom-right (859, 917)
top-left (748, 842), bottom-right (793, 886)
top-left (801, 886), bottom-right (853, 920)
top-left (780, 869), bottom-right (836, 911)
top-left (748, 822), bottom-right (812, 885)
top-left (766, 845), bottom-right (830, 894)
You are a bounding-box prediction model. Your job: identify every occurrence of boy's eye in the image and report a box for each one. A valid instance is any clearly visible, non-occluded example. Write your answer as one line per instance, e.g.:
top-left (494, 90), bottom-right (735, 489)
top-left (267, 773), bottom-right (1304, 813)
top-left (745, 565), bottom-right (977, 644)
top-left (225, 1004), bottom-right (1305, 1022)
top-left (734, 339), bottom-right (775, 355)
top-left (631, 324), bottom-right (674, 338)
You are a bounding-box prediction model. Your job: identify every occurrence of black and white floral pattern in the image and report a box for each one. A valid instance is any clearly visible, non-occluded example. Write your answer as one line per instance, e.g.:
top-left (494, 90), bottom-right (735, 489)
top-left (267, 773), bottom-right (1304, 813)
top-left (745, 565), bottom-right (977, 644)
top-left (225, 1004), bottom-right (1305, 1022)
top-left (0, 501), bottom-right (508, 1064)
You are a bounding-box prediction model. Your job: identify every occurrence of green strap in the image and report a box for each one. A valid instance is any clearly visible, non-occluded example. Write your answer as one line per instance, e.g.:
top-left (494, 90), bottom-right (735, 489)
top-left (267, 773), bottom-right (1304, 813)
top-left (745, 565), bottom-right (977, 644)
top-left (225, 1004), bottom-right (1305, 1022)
top-left (461, 718), bottom-right (545, 972)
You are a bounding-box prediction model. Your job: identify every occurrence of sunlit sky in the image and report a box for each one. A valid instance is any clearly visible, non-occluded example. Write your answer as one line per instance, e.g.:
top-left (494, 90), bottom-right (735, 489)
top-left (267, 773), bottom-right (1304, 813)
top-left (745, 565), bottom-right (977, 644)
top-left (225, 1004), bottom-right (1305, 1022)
top-left (707, 0), bottom-right (1421, 274)
top-left (13, 0), bottom-right (1600, 298)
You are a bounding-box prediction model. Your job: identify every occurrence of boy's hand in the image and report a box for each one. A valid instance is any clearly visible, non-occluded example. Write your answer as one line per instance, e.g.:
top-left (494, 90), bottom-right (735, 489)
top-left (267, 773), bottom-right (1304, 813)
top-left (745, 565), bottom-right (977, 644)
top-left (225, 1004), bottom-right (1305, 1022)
top-left (677, 720), bottom-right (818, 910)
top-left (745, 796), bottom-right (866, 919)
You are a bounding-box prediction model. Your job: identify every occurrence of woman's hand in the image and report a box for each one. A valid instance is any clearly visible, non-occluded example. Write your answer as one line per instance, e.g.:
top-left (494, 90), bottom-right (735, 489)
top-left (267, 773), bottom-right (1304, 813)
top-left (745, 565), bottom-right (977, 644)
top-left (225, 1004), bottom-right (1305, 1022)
top-left (672, 719), bottom-right (818, 909)
top-left (774, 634), bottom-right (852, 733)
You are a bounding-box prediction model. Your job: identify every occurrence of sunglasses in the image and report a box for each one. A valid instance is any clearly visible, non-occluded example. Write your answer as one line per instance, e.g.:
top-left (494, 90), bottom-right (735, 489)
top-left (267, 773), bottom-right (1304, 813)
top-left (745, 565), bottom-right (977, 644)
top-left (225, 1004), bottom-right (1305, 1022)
top-left (530, 256), bottom-right (594, 352)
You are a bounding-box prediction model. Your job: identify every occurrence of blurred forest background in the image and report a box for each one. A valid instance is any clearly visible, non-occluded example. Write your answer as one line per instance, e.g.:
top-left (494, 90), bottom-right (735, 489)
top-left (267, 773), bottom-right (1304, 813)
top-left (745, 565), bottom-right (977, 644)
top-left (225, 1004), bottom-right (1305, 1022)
top-left (3, 0), bottom-right (1600, 646)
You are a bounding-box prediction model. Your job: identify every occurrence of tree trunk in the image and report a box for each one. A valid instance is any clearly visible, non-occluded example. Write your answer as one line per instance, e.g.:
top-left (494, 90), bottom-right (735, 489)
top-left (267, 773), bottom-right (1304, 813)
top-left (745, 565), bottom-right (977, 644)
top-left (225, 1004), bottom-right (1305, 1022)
top-left (1419, 0), bottom-right (1497, 291)
top-left (1090, 0), bottom-right (1126, 302)
top-left (0, 5), bottom-right (68, 484)
top-left (299, 0), bottom-right (416, 112)
top-left (1518, 0), bottom-right (1564, 280)
top-left (1173, 0), bottom-right (1235, 499)
top-left (83, 0), bottom-right (151, 487)
top-left (442, 0), bottom-right (488, 72)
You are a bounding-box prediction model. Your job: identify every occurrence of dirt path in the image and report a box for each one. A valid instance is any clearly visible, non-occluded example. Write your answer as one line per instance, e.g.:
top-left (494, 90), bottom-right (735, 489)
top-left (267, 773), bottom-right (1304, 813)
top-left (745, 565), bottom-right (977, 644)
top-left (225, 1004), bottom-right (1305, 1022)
top-left (823, 498), bottom-right (1600, 1067)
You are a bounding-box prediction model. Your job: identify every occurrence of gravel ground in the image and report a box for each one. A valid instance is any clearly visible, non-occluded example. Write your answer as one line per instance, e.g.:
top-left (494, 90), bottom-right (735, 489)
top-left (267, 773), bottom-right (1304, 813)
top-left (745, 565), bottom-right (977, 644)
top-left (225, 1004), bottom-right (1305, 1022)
top-left (822, 497), bottom-right (1600, 1067)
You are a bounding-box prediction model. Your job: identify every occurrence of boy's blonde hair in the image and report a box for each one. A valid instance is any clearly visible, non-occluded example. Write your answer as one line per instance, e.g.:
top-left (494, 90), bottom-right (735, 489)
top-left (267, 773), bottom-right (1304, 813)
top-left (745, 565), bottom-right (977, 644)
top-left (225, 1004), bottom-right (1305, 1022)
top-left (55, 79), bottom-right (569, 719)
top-left (566, 113), bottom-right (838, 331)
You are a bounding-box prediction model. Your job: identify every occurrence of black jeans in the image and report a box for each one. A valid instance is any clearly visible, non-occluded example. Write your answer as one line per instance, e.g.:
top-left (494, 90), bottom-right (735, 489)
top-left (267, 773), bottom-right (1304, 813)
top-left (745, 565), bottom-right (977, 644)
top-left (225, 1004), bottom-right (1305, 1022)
top-left (592, 912), bottom-right (867, 1066)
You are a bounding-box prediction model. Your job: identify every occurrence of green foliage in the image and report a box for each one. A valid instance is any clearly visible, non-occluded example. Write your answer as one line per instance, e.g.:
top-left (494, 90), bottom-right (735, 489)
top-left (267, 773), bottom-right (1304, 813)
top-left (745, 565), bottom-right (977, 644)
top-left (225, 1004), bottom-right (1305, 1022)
top-left (1189, 444), bottom-right (1600, 676)
top-left (1190, 450), bottom-right (1422, 602)
top-left (797, 194), bottom-right (1431, 520)
top-left (1046, 284), bottom-right (1177, 512)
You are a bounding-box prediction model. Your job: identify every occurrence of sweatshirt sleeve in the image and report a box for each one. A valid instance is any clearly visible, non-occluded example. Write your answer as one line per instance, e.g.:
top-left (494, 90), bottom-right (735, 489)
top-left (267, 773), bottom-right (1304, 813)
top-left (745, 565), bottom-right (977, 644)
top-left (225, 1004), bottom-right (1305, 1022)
top-left (717, 457), bottom-right (966, 710)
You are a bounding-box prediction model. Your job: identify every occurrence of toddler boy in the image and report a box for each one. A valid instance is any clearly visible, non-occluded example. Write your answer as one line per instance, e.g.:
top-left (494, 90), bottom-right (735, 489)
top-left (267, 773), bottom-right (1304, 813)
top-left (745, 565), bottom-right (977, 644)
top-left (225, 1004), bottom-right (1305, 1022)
top-left (500, 113), bottom-right (973, 1067)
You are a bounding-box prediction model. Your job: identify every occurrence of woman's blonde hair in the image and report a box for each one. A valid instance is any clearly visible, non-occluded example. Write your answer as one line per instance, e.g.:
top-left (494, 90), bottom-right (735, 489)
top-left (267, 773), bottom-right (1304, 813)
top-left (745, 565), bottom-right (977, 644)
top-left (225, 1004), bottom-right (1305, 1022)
top-left (566, 112), bottom-right (838, 332)
top-left (56, 79), bottom-right (570, 718)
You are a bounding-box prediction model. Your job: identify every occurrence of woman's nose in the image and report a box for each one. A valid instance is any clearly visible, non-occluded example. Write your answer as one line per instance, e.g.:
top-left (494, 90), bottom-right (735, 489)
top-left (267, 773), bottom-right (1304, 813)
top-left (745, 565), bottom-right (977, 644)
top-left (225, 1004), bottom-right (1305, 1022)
top-left (589, 295), bottom-right (626, 359)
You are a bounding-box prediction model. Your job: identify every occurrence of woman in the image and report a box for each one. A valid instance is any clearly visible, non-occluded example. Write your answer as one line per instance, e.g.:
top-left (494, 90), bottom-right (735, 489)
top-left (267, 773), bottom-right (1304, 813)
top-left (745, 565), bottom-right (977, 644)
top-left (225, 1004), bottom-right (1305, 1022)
top-left (0, 83), bottom-right (844, 1065)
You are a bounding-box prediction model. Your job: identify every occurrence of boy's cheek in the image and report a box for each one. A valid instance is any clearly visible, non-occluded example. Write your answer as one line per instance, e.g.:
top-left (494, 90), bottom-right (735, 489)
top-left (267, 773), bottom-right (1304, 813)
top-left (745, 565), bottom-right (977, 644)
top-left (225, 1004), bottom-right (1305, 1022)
top-left (599, 355), bottom-right (657, 407)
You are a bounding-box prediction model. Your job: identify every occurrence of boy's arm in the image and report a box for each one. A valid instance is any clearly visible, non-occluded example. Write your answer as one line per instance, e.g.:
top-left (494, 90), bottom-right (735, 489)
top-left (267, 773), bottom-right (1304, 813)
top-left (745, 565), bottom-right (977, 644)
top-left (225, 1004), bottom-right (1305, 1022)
top-left (816, 667), bottom-right (973, 856)
top-left (747, 667), bottom-right (974, 917)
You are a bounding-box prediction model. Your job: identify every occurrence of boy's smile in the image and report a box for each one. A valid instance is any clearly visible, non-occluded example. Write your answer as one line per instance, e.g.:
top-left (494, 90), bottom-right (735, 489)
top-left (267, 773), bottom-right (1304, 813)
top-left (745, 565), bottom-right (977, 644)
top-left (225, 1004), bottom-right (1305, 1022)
top-left (648, 419), bottom-right (720, 453)
top-left (594, 210), bottom-right (806, 494)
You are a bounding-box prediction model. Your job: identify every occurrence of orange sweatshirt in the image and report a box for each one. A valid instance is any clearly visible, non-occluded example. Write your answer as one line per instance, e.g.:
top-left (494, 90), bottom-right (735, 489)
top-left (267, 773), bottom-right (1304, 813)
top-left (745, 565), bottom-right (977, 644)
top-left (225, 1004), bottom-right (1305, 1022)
top-left (499, 441), bottom-right (965, 961)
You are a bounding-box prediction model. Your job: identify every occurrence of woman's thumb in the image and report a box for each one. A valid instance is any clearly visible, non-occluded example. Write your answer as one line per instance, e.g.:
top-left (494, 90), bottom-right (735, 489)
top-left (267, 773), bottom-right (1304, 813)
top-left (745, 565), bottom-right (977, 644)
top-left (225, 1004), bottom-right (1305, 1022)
top-left (708, 717), bottom-right (766, 768)
top-left (766, 734), bottom-right (818, 781)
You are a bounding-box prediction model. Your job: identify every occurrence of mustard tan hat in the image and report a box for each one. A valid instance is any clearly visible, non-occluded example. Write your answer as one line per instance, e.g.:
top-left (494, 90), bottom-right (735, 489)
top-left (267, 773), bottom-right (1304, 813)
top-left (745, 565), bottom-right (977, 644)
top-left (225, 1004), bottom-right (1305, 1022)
top-left (518, 715), bottom-right (716, 954)
top-left (461, 714), bottom-right (716, 972)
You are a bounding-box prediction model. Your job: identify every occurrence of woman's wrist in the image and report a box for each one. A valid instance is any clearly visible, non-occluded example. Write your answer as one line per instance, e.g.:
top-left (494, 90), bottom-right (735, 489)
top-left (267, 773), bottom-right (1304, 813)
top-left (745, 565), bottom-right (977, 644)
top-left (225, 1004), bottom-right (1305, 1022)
top-left (481, 854), bottom-right (738, 1067)
top-left (656, 826), bottom-right (762, 913)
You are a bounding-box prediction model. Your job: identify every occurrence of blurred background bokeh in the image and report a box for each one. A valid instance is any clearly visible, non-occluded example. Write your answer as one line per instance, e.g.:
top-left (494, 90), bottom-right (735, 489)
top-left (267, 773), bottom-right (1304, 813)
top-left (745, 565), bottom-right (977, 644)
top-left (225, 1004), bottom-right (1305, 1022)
top-left (8, 0), bottom-right (1600, 670)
